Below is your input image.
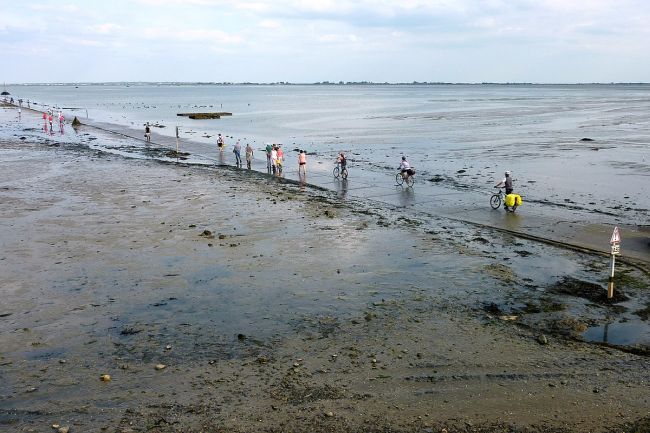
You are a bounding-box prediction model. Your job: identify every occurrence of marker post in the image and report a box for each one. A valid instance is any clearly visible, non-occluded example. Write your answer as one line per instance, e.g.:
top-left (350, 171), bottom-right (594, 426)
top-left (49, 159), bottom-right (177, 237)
top-left (608, 227), bottom-right (621, 299)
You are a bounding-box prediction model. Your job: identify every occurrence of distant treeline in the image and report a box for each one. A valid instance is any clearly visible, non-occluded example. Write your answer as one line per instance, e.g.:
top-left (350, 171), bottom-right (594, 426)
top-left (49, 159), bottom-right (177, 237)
top-left (9, 81), bottom-right (650, 86)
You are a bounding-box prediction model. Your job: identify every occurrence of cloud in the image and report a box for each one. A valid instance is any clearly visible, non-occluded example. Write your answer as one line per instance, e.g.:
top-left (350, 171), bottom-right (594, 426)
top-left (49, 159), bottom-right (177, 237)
top-left (317, 33), bottom-right (359, 43)
top-left (141, 27), bottom-right (243, 44)
top-left (258, 20), bottom-right (281, 29)
top-left (87, 23), bottom-right (122, 34)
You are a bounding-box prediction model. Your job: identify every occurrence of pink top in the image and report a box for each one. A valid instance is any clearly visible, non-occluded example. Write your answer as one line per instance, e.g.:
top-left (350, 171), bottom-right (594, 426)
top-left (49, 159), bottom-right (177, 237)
top-left (298, 153), bottom-right (306, 164)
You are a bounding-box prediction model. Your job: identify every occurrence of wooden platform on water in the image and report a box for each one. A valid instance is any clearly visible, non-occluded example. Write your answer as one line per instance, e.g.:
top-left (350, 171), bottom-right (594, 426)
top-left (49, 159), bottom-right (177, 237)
top-left (176, 112), bottom-right (233, 119)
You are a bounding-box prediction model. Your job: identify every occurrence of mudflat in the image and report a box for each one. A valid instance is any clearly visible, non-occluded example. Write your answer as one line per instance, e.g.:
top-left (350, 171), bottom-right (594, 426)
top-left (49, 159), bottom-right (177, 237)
top-left (1, 107), bottom-right (649, 433)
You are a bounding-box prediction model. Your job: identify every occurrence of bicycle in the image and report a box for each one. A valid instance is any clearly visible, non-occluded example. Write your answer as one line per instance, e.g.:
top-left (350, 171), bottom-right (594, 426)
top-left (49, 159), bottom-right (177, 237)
top-left (333, 164), bottom-right (348, 179)
top-left (490, 187), bottom-right (518, 212)
top-left (395, 171), bottom-right (415, 188)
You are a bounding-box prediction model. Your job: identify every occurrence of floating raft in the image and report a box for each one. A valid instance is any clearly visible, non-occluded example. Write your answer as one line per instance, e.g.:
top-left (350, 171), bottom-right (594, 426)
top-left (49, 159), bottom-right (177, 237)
top-left (177, 112), bottom-right (233, 119)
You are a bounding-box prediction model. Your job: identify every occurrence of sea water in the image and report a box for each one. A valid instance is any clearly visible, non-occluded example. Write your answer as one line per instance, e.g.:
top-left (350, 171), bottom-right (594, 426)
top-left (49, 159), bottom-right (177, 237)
top-left (8, 83), bottom-right (650, 223)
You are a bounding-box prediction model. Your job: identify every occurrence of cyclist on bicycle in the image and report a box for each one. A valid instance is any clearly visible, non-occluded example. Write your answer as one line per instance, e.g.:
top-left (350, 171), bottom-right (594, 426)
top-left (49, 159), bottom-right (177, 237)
top-left (495, 170), bottom-right (513, 195)
top-left (337, 152), bottom-right (347, 171)
top-left (399, 156), bottom-right (415, 180)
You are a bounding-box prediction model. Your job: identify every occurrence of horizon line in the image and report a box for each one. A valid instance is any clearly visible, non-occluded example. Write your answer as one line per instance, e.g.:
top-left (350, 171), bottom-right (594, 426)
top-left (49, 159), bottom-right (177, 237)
top-left (4, 81), bottom-right (650, 87)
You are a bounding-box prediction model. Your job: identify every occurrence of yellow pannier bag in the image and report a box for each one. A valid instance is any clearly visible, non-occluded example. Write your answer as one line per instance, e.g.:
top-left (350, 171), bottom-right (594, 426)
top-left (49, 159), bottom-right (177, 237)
top-left (505, 194), bottom-right (522, 207)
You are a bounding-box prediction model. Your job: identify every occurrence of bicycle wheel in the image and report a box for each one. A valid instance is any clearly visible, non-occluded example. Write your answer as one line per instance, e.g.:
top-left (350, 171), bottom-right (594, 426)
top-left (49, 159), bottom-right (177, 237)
top-left (395, 173), bottom-right (404, 186)
top-left (490, 194), bottom-right (501, 209)
top-left (405, 175), bottom-right (414, 187)
top-left (341, 168), bottom-right (348, 179)
top-left (333, 166), bottom-right (340, 178)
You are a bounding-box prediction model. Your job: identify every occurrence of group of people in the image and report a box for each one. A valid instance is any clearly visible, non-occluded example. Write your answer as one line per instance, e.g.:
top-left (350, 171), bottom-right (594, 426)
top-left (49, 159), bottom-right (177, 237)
top-left (264, 143), bottom-right (285, 174)
top-left (218, 134), bottom-right (310, 177)
top-left (232, 140), bottom-right (255, 169)
top-left (42, 109), bottom-right (65, 134)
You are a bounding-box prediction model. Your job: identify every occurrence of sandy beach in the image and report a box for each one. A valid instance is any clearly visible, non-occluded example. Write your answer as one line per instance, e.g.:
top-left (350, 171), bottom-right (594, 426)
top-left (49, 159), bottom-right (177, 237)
top-left (1, 104), bottom-right (649, 432)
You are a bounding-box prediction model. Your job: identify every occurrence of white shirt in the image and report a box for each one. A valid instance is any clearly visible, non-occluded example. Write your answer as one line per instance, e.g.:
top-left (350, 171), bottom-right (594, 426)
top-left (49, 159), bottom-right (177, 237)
top-left (399, 160), bottom-right (410, 170)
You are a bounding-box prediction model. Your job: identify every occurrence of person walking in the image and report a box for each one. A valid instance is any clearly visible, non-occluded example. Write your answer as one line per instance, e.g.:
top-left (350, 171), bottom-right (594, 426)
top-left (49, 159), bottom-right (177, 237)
top-left (276, 145), bottom-right (284, 174)
top-left (59, 113), bottom-right (64, 132)
top-left (48, 113), bottom-right (54, 133)
top-left (265, 143), bottom-right (273, 173)
top-left (298, 150), bottom-right (307, 176)
top-left (270, 145), bottom-right (278, 174)
top-left (217, 133), bottom-right (225, 152)
top-left (233, 140), bottom-right (242, 168)
top-left (245, 142), bottom-right (254, 169)
top-left (144, 123), bottom-right (151, 142)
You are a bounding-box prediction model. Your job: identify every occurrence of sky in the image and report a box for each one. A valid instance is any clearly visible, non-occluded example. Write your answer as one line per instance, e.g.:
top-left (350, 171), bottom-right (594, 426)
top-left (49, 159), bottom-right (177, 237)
top-left (1, 0), bottom-right (649, 83)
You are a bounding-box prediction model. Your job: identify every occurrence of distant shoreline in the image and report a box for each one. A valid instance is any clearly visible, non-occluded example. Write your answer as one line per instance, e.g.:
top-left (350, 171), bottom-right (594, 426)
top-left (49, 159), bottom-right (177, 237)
top-left (5, 81), bottom-right (650, 87)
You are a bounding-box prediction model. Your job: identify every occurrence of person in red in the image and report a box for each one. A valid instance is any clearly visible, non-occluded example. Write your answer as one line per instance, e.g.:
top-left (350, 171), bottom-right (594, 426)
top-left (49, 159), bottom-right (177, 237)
top-left (276, 145), bottom-right (284, 174)
top-left (42, 112), bottom-right (48, 130)
top-left (48, 114), bottom-right (54, 133)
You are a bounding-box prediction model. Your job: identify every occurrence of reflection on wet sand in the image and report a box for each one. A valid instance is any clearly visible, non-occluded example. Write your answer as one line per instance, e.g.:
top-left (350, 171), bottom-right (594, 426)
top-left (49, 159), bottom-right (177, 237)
top-left (398, 187), bottom-right (415, 207)
top-left (337, 179), bottom-right (348, 198)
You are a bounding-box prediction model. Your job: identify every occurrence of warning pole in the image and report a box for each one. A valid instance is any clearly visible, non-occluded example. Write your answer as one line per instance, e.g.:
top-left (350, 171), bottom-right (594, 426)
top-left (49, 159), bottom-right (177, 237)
top-left (608, 254), bottom-right (615, 299)
top-left (608, 227), bottom-right (621, 299)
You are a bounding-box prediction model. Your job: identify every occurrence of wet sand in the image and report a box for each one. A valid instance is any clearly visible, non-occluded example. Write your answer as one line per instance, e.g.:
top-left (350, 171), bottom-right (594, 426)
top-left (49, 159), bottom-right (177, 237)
top-left (1, 105), bottom-right (650, 432)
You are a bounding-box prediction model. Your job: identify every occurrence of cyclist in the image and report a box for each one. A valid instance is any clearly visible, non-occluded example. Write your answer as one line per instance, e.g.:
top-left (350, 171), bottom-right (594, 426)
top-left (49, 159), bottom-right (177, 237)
top-left (495, 170), bottom-right (513, 195)
top-left (337, 152), bottom-right (347, 170)
top-left (399, 156), bottom-right (415, 181)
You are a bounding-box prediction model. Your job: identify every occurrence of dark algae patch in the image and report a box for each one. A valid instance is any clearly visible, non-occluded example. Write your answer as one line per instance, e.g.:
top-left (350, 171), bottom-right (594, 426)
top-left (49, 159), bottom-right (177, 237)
top-left (549, 276), bottom-right (629, 304)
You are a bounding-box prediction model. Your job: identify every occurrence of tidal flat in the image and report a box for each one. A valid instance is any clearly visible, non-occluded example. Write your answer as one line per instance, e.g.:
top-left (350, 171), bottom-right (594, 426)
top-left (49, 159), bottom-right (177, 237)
top-left (1, 106), bottom-right (649, 433)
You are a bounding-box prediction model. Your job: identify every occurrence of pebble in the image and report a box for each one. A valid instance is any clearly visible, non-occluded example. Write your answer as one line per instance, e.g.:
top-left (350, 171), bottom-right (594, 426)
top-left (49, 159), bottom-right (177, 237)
top-left (324, 411), bottom-right (334, 417)
top-left (155, 364), bottom-right (166, 370)
top-left (537, 334), bottom-right (549, 345)
top-left (165, 345), bottom-right (172, 350)
top-left (100, 374), bottom-right (111, 382)
top-left (58, 427), bottom-right (70, 433)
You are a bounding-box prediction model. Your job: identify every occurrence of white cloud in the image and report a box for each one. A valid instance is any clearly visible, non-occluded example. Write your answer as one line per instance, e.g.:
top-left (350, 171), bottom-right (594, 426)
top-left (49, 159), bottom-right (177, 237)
top-left (317, 33), bottom-right (359, 43)
top-left (142, 27), bottom-right (243, 44)
top-left (258, 19), bottom-right (281, 29)
top-left (87, 23), bottom-right (122, 34)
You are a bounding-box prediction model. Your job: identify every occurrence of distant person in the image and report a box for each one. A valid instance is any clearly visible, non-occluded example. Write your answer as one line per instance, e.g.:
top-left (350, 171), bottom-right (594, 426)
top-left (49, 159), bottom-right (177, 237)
top-left (276, 145), bottom-right (284, 174)
top-left (18, 98), bottom-right (23, 107)
top-left (270, 145), bottom-right (278, 174)
top-left (245, 143), bottom-right (254, 169)
top-left (27, 99), bottom-right (30, 108)
top-left (59, 113), bottom-right (64, 132)
top-left (233, 140), bottom-right (242, 168)
top-left (18, 107), bottom-right (21, 119)
top-left (338, 152), bottom-right (347, 171)
top-left (144, 123), bottom-right (151, 142)
top-left (495, 171), bottom-right (514, 195)
top-left (217, 133), bottom-right (225, 152)
top-left (398, 156), bottom-right (414, 180)
top-left (265, 143), bottom-right (273, 173)
top-left (42, 111), bottom-right (47, 127)
top-left (48, 113), bottom-right (54, 132)
top-left (298, 150), bottom-right (307, 176)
